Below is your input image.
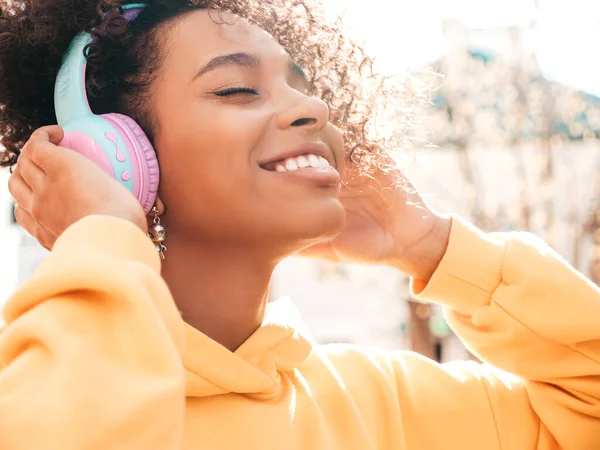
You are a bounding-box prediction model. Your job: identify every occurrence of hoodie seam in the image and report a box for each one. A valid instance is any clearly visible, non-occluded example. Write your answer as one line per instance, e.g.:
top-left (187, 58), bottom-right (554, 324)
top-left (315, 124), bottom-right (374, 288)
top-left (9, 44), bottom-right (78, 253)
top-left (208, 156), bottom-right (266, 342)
top-left (438, 269), bottom-right (499, 298)
top-left (491, 299), bottom-right (600, 366)
top-left (479, 375), bottom-right (503, 450)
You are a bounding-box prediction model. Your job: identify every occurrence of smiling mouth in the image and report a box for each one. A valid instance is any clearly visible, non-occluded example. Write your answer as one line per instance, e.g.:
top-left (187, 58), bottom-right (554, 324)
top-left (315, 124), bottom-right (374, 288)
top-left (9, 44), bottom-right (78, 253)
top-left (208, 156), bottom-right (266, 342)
top-left (261, 153), bottom-right (333, 172)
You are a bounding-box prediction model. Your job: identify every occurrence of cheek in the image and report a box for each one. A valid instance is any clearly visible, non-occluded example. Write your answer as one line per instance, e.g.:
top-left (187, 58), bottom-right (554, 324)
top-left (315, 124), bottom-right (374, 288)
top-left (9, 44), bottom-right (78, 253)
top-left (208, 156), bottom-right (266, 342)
top-left (153, 100), bottom-right (268, 218)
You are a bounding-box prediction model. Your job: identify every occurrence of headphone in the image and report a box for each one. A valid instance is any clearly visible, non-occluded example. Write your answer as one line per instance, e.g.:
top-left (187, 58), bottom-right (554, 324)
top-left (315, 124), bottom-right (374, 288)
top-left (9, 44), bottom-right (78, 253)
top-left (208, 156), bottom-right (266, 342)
top-left (54, 3), bottom-right (159, 214)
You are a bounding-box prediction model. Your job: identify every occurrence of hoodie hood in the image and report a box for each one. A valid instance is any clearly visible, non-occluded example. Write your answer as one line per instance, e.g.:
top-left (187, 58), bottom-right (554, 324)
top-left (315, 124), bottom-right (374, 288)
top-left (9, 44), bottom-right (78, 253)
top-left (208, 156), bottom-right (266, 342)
top-left (183, 298), bottom-right (313, 398)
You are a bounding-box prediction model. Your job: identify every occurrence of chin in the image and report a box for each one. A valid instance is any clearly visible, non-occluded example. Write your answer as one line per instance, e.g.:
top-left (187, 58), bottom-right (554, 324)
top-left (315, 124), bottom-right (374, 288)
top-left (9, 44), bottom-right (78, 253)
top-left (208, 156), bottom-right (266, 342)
top-left (286, 197), bottom-right (346, 241)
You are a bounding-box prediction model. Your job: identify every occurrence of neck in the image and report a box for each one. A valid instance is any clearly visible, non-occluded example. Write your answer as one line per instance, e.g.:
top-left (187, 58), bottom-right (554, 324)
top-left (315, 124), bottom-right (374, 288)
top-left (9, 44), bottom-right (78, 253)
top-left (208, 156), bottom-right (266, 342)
top-left (161, 234), bottom-right (280, 352)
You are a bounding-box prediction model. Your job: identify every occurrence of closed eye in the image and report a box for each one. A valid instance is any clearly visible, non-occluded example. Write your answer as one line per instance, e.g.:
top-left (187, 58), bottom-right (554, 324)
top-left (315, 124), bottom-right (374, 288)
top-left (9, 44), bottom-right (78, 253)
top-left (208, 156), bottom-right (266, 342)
top-left (213, 87), bottom-right (259, 97)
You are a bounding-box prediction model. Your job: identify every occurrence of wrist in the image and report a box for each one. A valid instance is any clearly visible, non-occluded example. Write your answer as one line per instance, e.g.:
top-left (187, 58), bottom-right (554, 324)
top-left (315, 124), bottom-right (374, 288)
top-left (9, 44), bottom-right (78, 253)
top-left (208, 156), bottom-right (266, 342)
top-left (390, 215), bottom-right (452, 281)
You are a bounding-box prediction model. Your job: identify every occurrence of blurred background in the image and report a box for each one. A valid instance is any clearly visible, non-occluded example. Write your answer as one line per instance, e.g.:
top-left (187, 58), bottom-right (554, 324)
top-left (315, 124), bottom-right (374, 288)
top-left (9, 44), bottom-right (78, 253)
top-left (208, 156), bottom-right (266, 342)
top-left (1, 0), bottom-right (599, 362)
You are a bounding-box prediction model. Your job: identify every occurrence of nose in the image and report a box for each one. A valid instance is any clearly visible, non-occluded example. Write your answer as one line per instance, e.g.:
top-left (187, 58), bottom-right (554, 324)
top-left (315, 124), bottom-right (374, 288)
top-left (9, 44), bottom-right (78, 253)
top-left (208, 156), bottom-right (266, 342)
top-left (275, 94), bottom-right (330, 132)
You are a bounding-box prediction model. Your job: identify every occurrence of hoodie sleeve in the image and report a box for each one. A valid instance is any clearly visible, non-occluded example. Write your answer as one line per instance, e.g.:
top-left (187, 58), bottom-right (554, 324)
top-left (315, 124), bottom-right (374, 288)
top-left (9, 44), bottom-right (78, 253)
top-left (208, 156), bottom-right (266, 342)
top-left (0, 216), bottom-right (186, 450)
top-left (410, 216), bottom-right (600, 450)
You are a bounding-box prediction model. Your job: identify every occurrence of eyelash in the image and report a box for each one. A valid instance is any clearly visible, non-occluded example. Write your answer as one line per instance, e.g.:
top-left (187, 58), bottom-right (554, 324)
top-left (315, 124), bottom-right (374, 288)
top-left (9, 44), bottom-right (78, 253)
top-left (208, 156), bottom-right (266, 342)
top-left (213, 87), bottom-right (259, 97)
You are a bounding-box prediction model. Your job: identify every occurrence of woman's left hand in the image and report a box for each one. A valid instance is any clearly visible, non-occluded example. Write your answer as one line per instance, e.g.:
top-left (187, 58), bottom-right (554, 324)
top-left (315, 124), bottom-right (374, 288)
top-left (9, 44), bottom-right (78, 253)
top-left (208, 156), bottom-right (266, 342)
top-left (298, 158), bottom-right (452, 281)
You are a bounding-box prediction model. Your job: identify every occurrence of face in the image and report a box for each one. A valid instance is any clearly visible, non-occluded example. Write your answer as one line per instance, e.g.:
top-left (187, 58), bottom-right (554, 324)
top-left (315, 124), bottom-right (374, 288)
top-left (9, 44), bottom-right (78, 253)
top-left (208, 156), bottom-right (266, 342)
top-left (150, 10), bottom-right (346, 252)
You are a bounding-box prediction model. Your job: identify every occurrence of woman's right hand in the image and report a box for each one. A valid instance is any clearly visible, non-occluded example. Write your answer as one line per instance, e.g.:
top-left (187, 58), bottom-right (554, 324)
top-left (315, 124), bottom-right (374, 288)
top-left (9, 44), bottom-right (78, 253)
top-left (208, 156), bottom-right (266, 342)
top-left (8, 125), bottom-right (148, 250)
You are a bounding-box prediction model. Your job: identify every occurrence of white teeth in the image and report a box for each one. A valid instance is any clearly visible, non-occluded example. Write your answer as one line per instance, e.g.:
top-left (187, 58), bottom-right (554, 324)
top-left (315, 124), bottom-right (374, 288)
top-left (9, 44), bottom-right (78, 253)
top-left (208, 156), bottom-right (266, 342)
top-left (285, 158), bottom-right (299, 171)
top-left (317, 156), bottom-right (329, 168)
top-left (271, 153), bottom-right (332, 172)
top-left (307, 154), bottom-right (321, 167)
top-left (296, 155), bottom-right (310, 168)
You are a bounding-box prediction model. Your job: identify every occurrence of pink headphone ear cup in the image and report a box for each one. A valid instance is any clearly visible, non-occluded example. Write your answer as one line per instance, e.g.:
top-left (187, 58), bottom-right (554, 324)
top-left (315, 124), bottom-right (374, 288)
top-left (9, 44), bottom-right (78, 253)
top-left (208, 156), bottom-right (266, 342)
top-left (102, 113), bottom-right (159, 214)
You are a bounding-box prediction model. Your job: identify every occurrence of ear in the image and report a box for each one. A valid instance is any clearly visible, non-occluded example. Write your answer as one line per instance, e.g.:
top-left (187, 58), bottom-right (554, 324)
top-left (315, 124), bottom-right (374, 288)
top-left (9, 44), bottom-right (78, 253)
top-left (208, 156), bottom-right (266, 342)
top-left (154, 196), bottom-right (166, 215)
top-left (146, 195), bottom-right (166, 223)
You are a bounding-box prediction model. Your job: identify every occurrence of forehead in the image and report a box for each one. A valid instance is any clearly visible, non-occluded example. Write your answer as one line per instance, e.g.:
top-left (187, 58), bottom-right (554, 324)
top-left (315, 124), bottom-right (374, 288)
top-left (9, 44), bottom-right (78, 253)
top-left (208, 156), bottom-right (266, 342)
top-left (166, 9), bottom-right (290, 65)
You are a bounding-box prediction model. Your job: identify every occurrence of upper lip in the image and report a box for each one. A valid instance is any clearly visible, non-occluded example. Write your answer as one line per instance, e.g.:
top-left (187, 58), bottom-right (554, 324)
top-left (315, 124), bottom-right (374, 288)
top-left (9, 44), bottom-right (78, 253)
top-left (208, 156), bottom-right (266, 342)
top-left (259, 142), bottom-right (336, 170)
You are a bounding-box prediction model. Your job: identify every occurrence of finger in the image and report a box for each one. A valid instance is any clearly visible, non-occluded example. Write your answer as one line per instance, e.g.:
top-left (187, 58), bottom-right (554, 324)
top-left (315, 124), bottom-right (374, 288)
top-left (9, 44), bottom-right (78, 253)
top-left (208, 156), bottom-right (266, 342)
top-left (17, 155), bottom-right (46, 193)
top-left (24, 126), bottom-right (65, 170)
top-left (13, 205), bottom-right (54, 251)
top-left (295, 241), bottom-right (339, 261)
top-left (13, 204), bottom-right (37, 237)
top-left (30, 125), bottom-right (65, 146)
top-left (7, 172), bottom-right (33, 212)
top-left (23, 139), bottom-right (62, 172)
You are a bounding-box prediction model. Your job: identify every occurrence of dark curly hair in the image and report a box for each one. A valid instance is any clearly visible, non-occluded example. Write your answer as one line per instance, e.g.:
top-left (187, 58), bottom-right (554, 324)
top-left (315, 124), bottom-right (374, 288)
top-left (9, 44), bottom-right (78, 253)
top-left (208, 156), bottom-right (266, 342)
top-left (0, 0), bottom-right (430, 172)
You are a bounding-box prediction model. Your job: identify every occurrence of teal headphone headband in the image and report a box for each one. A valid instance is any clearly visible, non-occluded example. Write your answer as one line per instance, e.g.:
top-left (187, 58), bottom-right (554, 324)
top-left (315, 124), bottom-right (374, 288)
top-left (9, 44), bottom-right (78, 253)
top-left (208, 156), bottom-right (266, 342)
top-left (55, 3), bottom-right (148, 125)
top-left (53, 3), bottom-right (160, 216)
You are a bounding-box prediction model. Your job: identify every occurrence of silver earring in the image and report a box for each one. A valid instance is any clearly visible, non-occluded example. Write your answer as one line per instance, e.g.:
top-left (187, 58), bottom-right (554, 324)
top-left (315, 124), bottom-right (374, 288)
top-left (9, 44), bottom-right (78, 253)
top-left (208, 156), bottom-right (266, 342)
top-left (148, 206), bottom-right (167, 260)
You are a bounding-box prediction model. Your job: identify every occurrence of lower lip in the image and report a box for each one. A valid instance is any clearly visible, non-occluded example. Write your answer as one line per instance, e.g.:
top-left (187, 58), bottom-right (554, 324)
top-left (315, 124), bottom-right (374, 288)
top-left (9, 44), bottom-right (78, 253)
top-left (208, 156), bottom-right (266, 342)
top-left (265, 166), bottom-right (341, 186)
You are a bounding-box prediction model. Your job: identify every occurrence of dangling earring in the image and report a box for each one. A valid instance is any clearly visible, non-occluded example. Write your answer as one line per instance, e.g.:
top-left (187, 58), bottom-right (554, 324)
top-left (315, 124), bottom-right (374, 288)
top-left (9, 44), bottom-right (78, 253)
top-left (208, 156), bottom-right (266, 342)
top-left (148, 206), bottom-right (168, 260)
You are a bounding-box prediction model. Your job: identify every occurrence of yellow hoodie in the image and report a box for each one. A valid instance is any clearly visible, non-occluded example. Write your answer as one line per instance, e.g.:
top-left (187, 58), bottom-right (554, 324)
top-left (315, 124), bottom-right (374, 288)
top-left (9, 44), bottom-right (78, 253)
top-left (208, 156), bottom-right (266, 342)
top-left (0, 215), bottom-right (599, 450)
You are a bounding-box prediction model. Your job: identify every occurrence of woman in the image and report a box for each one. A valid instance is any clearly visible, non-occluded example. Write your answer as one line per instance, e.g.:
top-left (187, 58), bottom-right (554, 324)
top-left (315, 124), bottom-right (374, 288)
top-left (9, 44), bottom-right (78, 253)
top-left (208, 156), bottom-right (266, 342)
top-left (0, 1), bottom-right (598, 449)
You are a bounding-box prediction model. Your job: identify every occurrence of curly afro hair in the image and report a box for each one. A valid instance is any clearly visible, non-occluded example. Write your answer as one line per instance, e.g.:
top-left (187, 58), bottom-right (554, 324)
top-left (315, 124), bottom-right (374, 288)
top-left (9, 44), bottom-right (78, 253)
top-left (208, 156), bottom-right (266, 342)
top-left (0, 0), bottom-right (430, 172)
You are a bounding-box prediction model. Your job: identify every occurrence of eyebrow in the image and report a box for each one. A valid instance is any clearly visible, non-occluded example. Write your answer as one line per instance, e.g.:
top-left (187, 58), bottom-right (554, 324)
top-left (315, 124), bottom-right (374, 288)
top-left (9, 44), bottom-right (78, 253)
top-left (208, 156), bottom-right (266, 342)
top-left (193, 51), bottom-right (309, 84)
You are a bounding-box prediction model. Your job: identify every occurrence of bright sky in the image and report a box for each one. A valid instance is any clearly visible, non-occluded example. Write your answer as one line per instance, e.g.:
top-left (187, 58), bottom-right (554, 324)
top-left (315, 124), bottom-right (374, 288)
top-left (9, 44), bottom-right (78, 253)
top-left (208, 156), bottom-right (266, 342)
top-left (322, 0), bottom-right (600, 96)
top-left (534, 0), bottom-right (600, 96)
